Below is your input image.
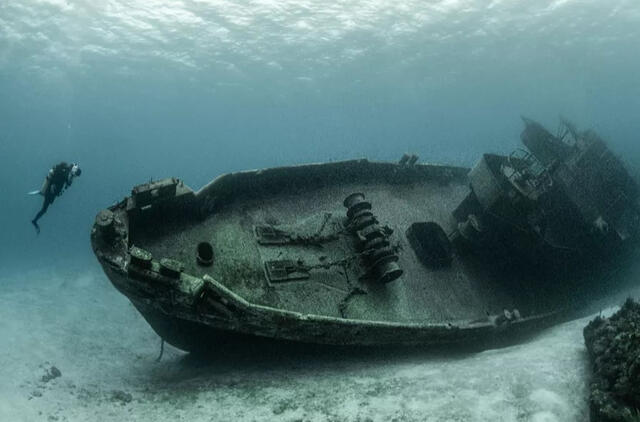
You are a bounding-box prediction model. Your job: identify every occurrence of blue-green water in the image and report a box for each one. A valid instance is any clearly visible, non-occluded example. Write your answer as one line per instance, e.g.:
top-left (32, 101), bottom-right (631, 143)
top-left (1, 0), bottom-right (640, 273)
top-left (1, 2), bottom-right (640, 421)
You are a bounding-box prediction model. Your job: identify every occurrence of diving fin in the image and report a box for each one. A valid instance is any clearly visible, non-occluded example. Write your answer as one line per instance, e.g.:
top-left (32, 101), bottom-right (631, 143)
top-left (27, 190), bottom-right (41, 196)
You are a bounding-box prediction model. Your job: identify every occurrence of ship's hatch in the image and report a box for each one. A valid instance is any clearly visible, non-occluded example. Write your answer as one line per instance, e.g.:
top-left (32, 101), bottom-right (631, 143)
top-left (264, 260), bottom-right (311, 282)
top-left (406, 222), bottom-right (453, 269)
top-left (255, 226), bottom-right (290, 245)
top-left (254, 212), bottom-right (353, 291)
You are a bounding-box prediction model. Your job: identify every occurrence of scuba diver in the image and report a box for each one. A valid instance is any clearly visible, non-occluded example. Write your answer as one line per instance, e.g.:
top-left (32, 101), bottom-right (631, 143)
top-left (29, 162), bottom-right (82, 234)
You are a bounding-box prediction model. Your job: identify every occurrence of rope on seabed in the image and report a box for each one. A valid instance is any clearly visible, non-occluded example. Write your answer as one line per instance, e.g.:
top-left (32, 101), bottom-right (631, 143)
top-left (156, 338), bottom-right (165, 362)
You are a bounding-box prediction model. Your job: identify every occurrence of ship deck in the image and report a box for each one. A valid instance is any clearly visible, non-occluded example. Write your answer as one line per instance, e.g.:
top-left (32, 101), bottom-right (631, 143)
top-left (125, 160), bottom-right (591, 326)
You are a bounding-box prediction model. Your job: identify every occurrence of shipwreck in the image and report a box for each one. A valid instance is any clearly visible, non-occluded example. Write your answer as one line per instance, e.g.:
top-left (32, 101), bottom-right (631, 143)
top-left (91, 118), bottom-right (640, 352)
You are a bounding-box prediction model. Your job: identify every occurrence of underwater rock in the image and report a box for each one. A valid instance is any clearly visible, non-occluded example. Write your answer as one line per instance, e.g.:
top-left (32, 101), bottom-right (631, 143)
top-left (584, 298), bottom-right (640, 422)
top-left (41, 366), bottom-right (61, 383)
top-left (110, 390), bottom-right (133, 405)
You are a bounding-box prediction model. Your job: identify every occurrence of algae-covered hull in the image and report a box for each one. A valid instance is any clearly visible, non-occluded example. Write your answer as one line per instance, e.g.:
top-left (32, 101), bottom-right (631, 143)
top-left (91, 119), bottom-right (640, 352)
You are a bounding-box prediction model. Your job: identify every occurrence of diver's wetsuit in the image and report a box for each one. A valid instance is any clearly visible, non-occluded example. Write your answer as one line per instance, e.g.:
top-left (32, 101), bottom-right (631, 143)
top-left (31, 162), bottom-right (73, 234)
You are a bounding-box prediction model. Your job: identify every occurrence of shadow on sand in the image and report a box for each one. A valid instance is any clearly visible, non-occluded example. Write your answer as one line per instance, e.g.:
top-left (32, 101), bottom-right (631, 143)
top-left (144, 326), bottom-right (552, 390)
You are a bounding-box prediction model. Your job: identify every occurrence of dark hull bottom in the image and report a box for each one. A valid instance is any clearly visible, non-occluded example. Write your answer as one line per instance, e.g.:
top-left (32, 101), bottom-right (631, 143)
top-left (133, 301), bottom-right (567, 356)
top-left (134, 302), bottom-right (247, 353)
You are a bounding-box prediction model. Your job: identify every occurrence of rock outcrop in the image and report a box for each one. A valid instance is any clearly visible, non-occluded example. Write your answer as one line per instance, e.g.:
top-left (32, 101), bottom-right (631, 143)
top-left (584, 299), bottom-right (640, 422)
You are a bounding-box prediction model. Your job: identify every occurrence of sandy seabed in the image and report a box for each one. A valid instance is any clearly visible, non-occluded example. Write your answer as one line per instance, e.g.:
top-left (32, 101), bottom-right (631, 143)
top-left (1, 267), bottom-right (638, 422)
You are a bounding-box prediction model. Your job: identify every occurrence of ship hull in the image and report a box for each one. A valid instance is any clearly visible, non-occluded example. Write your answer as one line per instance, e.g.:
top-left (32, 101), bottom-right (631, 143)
top-left (91, 154), bottom-right (638, 352)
